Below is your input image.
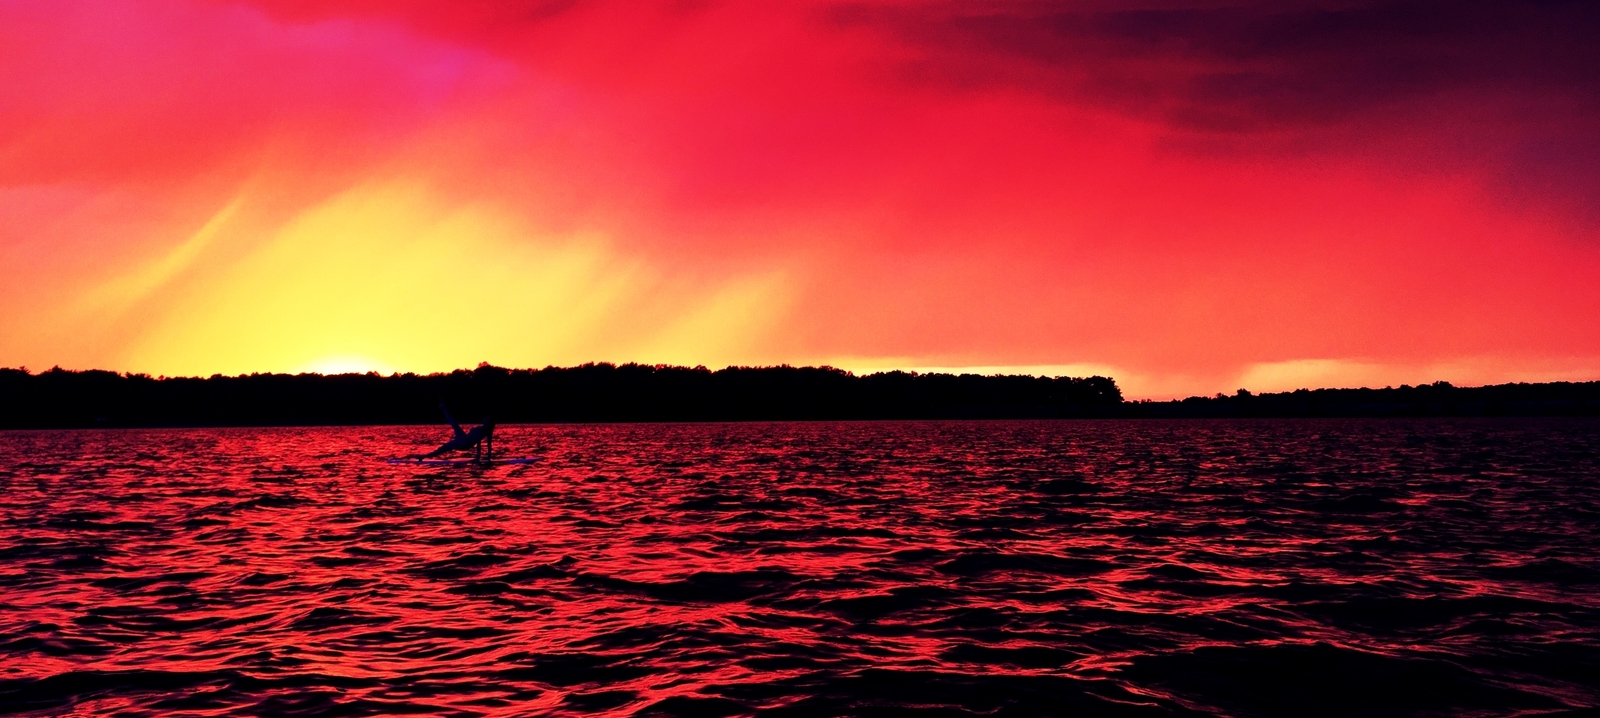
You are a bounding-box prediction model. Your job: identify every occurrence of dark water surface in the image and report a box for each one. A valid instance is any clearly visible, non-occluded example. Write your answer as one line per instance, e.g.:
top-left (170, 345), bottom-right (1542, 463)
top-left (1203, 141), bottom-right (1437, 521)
top-left (3, 420), bottom-right (1599, 717)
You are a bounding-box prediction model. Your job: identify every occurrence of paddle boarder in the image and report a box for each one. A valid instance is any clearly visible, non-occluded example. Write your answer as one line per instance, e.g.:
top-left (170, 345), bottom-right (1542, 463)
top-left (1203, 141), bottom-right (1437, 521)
top-left (408, 402), bottom-right (495, 462)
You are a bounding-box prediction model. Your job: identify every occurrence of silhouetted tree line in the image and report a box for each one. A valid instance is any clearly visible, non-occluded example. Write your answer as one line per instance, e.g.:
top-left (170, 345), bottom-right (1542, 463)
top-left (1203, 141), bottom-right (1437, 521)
top-left (0, 364), bottom-right (1124, 428)
top-left (1126, 381), bottom-right (1600, 418)
top-left (4, 366), bottom-right (1596, 428)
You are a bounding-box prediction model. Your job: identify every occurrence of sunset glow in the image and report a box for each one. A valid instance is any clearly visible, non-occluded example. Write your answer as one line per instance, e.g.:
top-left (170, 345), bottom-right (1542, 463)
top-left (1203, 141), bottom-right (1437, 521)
top-left (4, 0), bottom-right (1598, 397)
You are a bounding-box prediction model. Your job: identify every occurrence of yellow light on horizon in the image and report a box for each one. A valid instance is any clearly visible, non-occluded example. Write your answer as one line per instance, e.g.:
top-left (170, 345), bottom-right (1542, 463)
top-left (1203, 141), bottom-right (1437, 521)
top-left (102, 180), bottom-right (793, 377)
top-left (301, 355), bottom-right (397, 376)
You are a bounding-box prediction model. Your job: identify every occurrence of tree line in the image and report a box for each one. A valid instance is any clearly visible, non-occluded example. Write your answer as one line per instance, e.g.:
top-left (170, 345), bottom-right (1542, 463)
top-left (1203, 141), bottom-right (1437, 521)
top-left (1125, 381), bottom-right (1600, 418)
top-left (0, 363), bottom-right (1123, 428)
top-left (3, 365), bottom-right (1596, 428)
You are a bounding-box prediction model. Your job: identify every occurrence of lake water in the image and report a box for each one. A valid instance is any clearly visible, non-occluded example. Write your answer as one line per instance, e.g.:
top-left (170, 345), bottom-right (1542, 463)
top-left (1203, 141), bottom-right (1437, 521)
top-left (2, 419), bottom-right (1598, 717)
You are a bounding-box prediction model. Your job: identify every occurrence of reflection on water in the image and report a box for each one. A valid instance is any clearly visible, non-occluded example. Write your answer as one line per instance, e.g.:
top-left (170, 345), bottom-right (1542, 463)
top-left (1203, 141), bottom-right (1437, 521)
top-left (2, 419), bottom-right (1598, 716)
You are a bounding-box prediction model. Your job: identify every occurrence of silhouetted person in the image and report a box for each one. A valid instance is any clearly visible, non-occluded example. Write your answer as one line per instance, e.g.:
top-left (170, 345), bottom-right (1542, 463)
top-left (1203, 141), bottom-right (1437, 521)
top-left (408, 402), bottom-right (494, 462)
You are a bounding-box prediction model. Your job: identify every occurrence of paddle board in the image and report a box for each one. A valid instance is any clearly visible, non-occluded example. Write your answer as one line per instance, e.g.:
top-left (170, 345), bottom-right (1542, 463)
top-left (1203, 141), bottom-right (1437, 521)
top-left (386, 457), bottom-right (543, 466)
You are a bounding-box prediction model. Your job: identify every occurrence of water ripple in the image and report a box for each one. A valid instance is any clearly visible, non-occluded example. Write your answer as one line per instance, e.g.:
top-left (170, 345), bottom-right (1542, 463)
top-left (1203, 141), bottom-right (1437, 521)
top-left (1, 419), bottom-right (1598, 716)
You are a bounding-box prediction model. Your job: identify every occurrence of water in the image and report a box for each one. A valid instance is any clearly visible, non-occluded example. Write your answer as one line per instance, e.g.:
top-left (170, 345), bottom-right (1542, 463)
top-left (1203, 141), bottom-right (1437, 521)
top-left (2, 419), bottom-right (1598, 717)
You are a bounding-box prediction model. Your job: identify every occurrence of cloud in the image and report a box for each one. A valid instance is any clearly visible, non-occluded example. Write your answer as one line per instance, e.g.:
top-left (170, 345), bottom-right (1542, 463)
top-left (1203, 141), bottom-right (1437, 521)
top-left (0, 0), bottom-right (510, 185)
top-left (834, 1), bottom-right (1600, 129)
top-left (829, 0), bottom-right (1600, 225)
top-left (2, 0), bottom-right (1597, 392)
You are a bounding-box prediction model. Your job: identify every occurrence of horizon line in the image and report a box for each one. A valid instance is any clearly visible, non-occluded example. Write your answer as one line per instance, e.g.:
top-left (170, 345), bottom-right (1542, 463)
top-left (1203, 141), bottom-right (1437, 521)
top-left (8, 362), bottom-right (1596, 404)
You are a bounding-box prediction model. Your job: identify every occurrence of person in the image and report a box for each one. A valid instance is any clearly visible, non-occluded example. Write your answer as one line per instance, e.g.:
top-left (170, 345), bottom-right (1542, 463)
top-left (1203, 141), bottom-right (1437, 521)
top-left (408, 402), bottom-right (495, 462)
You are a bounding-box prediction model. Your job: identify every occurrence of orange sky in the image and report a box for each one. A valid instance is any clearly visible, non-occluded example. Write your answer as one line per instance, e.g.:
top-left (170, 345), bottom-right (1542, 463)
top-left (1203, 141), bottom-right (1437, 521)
top-left (3, 0), bottom-right (1598, 398)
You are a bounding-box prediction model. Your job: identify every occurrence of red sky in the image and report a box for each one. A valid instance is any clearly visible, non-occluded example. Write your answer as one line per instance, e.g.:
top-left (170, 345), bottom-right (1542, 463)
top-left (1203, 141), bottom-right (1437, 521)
top-left (3, 0), bottom-right (1597, 398)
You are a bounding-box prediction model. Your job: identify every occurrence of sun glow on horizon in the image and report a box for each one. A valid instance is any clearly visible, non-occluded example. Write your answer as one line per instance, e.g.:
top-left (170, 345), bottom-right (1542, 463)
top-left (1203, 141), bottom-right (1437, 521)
top-left (300, 355), bottom-right (396, 377)
top-left (74, 180), bottom-right (798, 379)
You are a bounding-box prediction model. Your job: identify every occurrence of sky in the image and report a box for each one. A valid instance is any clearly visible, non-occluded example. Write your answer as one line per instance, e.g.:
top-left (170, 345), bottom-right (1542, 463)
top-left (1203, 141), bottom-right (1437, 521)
top-left (2, 0), bottom-right (1597, 398)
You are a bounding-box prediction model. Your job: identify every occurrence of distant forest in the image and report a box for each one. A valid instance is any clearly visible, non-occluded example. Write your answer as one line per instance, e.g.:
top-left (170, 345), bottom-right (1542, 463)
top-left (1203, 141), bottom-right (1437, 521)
top-left (1125, 381), bottom-right (1600, 418)
top-left (0, 364), bottom-right (1121, 428)
top-left (0, 364), bottom-right (1596, 428)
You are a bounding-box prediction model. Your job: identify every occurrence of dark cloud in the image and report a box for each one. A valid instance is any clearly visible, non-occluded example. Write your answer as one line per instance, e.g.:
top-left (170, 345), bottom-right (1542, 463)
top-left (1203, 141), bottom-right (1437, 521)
top-left (833, 0), bottom-right (1600, 132)
top-left (831, 1), bottom-right (1600, 225)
